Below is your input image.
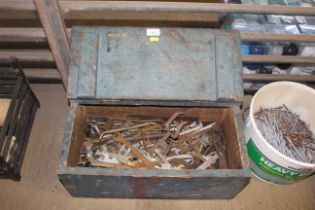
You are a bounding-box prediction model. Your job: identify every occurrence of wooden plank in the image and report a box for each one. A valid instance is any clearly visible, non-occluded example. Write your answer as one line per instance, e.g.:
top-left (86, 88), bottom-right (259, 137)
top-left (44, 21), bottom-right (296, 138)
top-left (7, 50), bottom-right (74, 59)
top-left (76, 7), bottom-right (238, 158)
top-left (24, 69), bottom-right (61, 83)
top-left (243, 73), bottom-right (315, 82)
top-left (60, 1), bottom-right (315, 16)
top-left (62, 0), bottom-right (226, 2)
top-left (0, 1), bottom-right (219, 28)
top-left (34, 0), bottom-right (70, 89)
top-left (0, 1), bottom-right (38, 26)
top-left (0, 2), bottom-right (220, 27)
top-left (24, 68), bottom-right (60, 79)
top-left (2, 28), bottom-right (315, 44)
top-left (0, 28), bottom-right (71, 43)
top-left (0, 28), bottom-right (46, 43)
top-left (241, 32), bottom-right (315, 43)
top-left (1, 1), bottom-right (315, 21)
top-left (0, 50), bottom-right (53, 63)
top-left (63, 11), bottom-right (222, 27)
top-left (0, 1), bottom-right (36, 19)
top-left (242, 55), bottom-right (315, 64)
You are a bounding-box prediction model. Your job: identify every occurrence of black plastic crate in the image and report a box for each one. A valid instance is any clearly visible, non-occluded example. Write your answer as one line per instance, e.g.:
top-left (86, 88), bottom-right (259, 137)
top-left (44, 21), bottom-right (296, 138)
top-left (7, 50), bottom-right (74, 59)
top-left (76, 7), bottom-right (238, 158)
top-left (0, 60), bottom-right (40, 180)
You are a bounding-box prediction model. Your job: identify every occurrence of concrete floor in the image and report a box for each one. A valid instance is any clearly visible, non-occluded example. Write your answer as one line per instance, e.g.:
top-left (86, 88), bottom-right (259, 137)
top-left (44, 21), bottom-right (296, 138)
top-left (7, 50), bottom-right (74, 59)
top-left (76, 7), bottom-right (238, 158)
top-left (0, 84), bottom-right (314, 210)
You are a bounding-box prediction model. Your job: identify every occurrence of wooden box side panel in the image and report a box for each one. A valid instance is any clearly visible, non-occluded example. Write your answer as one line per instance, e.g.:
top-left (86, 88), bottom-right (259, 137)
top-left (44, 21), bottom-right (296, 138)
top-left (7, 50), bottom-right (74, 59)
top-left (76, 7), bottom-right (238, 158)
top-left (223, 108), bottom-right (242, 169)
top-left (67, 105), bottom-right (86, 167)
top-left (59, 174), bottom-right (250, 199)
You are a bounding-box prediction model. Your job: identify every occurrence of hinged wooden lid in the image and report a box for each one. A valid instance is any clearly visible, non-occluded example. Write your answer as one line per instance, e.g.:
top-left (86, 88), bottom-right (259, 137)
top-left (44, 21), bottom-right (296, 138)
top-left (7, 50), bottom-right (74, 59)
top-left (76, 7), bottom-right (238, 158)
top-left (68, 27), bottom-right (243, 107)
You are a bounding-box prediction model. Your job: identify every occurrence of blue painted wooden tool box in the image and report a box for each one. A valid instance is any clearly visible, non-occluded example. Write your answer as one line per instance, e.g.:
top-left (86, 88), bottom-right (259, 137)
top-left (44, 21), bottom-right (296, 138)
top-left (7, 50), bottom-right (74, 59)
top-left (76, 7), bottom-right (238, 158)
top-left (58, 27), bottom-right (250, 199)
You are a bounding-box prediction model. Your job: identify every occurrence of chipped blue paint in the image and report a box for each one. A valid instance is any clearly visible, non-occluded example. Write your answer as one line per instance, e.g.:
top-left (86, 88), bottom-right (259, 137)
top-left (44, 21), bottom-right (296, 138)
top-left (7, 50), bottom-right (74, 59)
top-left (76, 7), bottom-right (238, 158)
top-left (68, 27), bottom-right (243, 106)
top-left (215, 31), bottom-right (235, 100)
top-left (58, 104), bottom-right (250, 199)
top-left (77, 33), bottom-right (99, 98)
top-left (232, 31), bottom-right (244, 102)
top-left (59, 27), bottom-right (250, 199)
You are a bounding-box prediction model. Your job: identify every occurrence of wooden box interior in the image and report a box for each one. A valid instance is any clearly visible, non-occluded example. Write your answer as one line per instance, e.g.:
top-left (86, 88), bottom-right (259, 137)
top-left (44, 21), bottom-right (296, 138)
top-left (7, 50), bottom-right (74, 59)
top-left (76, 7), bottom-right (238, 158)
top-left (67, 105), bottom-right (242, 170)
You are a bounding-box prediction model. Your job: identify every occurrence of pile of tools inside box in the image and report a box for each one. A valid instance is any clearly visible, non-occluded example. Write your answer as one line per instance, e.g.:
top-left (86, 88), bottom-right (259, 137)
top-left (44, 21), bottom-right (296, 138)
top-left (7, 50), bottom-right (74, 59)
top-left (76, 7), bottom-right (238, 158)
top-left (79, 112), bottom-right (225, 170)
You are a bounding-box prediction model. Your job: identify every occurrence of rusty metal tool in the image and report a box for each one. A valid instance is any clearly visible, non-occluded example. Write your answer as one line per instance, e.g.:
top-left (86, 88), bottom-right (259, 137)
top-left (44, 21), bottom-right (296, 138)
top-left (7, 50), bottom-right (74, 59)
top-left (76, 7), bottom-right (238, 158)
top-left (80, 113), bottom-right (226, 170)
top-left (113, 134), bottom-right (158, 168)
top-left (156, 112), bottom-right (184, 154)
top-left (99, 122), bottom-right (155, 139)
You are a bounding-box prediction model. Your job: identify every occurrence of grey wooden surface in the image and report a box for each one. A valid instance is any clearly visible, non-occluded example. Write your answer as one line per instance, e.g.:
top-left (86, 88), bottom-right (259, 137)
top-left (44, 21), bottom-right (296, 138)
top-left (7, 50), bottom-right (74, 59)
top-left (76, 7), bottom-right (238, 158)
top-left (68, 27), bottom-right (243, 104)
top-left (0, 84), bottom-right (314, 210)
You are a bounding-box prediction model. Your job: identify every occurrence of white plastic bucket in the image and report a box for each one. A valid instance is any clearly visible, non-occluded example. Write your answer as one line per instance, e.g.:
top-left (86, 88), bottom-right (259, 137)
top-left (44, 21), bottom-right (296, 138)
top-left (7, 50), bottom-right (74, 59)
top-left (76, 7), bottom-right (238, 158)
top-left (245, 82), bottom-right (315, 185)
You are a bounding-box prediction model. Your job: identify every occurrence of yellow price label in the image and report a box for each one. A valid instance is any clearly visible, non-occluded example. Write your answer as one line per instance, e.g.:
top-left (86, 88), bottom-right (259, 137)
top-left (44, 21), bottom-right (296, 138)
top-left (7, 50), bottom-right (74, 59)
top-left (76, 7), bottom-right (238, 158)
top-left (150, 37), bottom-right (159, 43)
